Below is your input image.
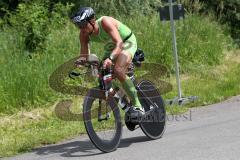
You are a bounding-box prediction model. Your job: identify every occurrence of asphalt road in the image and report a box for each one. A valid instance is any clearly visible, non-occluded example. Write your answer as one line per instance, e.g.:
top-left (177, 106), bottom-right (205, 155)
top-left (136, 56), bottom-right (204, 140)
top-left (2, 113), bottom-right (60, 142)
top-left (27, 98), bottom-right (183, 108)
top-left (4, 96), bottom-right (240, 160)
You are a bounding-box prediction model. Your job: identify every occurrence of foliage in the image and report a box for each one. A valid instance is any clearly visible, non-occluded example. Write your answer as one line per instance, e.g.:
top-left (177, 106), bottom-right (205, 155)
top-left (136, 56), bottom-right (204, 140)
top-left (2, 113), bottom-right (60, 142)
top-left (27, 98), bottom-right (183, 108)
top-left (0, 0), bottom-right (18, 17)
top-left (10, 2), bottom-right (49, 52)
top-left (181, 0), bottom-right (205, 13)
top-left (3, 1), bottom-right (72, 52)
top-left (199, 0), bottom-right (240, 44)
top-left (1, 0), bottom-right (239, 43)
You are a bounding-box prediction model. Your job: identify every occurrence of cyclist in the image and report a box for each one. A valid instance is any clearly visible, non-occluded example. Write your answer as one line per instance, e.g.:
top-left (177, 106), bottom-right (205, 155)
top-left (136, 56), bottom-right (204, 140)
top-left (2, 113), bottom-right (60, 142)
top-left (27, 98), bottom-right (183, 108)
top-left (71, 7), bottom-right (144, 118)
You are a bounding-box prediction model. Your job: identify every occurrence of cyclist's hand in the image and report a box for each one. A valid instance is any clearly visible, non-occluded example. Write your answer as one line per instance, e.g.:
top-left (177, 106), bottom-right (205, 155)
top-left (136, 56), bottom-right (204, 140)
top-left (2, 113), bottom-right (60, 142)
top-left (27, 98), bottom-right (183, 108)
top-left (75, 56), bottom-right (87, 67)
top-left (103, 58), bottom-right (112, 69)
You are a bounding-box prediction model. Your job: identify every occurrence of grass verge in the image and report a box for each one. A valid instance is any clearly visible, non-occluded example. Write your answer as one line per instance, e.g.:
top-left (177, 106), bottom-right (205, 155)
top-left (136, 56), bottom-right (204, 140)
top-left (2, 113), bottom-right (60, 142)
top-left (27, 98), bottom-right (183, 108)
top-left (164, 49), bottom-right (240, 108)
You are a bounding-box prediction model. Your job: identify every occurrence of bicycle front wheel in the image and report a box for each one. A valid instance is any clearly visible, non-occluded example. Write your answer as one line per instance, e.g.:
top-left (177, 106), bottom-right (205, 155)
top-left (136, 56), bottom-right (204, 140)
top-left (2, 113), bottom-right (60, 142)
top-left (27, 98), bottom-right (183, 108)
top-left (83, 87), bottom-right (122, 152)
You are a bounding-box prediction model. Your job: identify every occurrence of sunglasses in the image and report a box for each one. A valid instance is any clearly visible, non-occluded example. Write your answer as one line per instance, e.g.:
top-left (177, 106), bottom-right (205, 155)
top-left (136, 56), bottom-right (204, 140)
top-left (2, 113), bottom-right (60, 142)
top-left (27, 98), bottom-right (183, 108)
top-left (75, 21), bottom-right (89, 29)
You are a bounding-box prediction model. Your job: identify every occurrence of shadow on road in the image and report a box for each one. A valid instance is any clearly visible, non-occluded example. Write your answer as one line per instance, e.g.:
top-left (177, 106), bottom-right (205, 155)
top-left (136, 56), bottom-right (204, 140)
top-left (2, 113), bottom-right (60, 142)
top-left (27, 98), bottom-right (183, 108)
top-left (33, 135), bottom-right (151, 158)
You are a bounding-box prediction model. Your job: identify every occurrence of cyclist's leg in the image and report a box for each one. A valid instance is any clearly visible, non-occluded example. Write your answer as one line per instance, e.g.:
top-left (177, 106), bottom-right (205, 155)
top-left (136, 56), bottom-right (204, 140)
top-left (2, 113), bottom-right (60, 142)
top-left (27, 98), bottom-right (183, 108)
top-left (114, 34), bottom-right (142, 109)
top-left (114, 51), bottom-right (141, 109)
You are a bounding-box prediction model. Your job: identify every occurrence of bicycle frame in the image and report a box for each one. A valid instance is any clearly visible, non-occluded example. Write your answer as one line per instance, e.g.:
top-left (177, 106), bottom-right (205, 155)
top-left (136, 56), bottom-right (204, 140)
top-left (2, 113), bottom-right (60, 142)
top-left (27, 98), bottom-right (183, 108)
top-left (70, 57), bottom-right (159, 122)
top-left (71, 53), bottom-right (161, 122)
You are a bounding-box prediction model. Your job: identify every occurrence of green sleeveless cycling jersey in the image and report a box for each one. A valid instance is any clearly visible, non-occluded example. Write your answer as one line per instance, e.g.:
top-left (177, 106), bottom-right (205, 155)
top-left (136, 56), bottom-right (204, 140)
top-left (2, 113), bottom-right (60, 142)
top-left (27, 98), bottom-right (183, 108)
top-left (90, 16), bottom-right (132, 43)
top-left (89, 16), bottom-right (137, 59)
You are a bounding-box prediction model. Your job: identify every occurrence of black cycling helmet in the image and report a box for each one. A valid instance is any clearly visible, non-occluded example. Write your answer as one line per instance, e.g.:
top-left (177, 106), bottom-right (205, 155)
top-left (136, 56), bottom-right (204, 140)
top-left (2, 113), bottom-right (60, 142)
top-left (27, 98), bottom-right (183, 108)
top-left (71, 7), bottom-right (95, 28)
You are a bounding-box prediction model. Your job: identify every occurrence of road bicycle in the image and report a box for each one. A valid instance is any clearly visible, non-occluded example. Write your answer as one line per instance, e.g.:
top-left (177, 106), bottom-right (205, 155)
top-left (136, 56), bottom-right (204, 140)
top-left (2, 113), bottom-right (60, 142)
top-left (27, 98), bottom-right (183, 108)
top-left (69, 50), bottom-right (166, 152)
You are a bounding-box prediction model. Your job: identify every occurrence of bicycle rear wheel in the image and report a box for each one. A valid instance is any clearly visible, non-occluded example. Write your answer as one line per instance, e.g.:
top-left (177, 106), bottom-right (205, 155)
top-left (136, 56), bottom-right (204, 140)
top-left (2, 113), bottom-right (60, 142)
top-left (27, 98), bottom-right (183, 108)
top-left (83, 87), bottom-right (122, 152)
top-left (137, 80), bottom-right (166, 139)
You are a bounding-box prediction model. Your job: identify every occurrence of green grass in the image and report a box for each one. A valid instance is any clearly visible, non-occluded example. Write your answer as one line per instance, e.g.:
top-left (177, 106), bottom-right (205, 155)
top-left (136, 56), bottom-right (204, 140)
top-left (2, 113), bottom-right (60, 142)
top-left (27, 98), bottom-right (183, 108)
top-left (0, 97), bottom-right (86, 157)
top-left (164, 50), bottom-right (240, 107)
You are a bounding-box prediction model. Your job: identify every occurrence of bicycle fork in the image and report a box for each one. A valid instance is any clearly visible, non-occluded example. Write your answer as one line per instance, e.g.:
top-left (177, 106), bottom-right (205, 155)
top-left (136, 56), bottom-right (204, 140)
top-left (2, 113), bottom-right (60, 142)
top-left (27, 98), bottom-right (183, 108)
top-left (98, 99), bottom-right (111, 122)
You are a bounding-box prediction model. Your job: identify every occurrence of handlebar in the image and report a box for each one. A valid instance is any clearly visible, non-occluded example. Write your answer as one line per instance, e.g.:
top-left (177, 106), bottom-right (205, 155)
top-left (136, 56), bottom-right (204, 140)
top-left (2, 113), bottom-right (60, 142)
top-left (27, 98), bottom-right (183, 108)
top-left (69, 61), bottom-right (97, 79)
top-left (69, 60), bottom-right (113, 80)
top-left (74, 60), bottom-right (99, 68)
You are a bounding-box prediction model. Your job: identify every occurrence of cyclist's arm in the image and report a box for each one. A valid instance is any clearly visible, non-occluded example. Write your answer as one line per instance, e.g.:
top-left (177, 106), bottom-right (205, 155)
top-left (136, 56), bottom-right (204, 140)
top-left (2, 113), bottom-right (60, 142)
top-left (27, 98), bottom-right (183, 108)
top-left (101, 17), bottom-right (123, 60)
top-left (79, 31), bottom-right (90, 59)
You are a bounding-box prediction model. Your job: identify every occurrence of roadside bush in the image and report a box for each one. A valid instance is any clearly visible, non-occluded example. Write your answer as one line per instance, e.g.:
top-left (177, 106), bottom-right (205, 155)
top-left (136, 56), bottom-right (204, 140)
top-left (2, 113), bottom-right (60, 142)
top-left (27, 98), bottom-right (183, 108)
top-left (5, 1), bottom-right (72, 53)
top-left (8, 2), bottom-right (49, 52)
top-left (199, 0), bottom-right (240, 44)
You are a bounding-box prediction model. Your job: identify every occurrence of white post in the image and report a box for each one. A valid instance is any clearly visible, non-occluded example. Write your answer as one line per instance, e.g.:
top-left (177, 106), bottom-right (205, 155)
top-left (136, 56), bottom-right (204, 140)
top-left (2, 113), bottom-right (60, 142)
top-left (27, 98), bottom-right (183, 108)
top-left (168, 0), bottom-right (182, 100)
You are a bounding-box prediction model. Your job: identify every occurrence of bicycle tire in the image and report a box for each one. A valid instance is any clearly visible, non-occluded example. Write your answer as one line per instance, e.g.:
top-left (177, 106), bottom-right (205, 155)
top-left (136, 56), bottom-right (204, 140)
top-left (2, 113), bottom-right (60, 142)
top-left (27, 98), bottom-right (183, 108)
top-left (83, 87), bottom-right (122, 152)
top-left (137, 80), bottom-right (166, 139)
